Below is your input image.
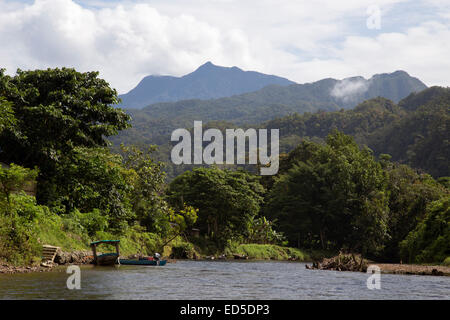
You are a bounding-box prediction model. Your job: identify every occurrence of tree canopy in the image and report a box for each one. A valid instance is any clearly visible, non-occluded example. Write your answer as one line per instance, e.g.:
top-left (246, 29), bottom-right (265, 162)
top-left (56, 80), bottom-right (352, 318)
top-left (167, 167), bottom-right (265, 246)
top-left (264, 131), bottom-right (389, 256)
top-left (0, 68), bottom-right (131, 205)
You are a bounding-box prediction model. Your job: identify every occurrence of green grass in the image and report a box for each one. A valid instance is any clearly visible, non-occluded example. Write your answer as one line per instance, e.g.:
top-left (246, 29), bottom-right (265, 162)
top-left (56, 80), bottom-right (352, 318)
top-left (225, 244), bottom-right (310, 261)
top-left (35, 211), bottom-right (90, 251)
top-left (2, 195), bottom-right (317, 265)
top-left (28, 204), bottom-right (164, 260)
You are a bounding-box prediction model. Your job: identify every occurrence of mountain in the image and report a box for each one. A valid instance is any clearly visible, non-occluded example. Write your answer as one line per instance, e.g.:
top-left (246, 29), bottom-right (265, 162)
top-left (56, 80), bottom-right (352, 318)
top-left (118, 62), bottom-right (296, 109)
top-left (114, 70), bottom-right (427, 147)
top-left (330, 70), bottom-right (427, 108)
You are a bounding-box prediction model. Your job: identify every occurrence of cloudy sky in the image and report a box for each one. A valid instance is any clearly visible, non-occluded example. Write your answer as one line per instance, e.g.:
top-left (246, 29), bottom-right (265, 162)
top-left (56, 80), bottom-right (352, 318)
top-left (0, 0), bottom-right (449, 93)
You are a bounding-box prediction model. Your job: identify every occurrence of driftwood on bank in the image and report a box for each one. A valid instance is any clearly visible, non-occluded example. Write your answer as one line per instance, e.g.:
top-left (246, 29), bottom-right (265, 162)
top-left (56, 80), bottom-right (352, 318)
top-left (306, 253), bottom-right (368, 272)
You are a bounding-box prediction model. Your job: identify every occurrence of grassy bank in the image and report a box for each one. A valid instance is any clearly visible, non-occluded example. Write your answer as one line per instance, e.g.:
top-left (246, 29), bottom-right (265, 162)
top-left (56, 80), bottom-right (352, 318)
top-left (1, 197), bottom-right (313, 265)
top-left (0, 195), bottom-right (168, 266)
top-left (224, 244), bottom-right (310, 261)
top-left (185, 237), bottom-right (314, 261)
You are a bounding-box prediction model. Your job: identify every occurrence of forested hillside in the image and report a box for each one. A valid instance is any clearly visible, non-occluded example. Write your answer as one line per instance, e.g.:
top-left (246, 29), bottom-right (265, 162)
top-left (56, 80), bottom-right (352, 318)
top-left (117, 86), bottom-right (449, 179)
top-left (263, 87), bottom-right (450, 177)
top-left (115, 70), bottom-right (426, 146)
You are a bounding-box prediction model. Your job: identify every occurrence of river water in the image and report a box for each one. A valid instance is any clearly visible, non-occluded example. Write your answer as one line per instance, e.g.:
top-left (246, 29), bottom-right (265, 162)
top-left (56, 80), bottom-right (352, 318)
top-left (0, 261), bottom-right (449, 299)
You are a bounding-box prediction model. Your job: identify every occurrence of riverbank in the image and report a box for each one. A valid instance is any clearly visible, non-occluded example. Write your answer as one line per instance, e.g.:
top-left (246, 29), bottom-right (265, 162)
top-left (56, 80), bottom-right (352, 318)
top-left (0, 261), bottom-right (53, 274)
top-left (374, 263), bottom-right (450, 276)
top-left (1, 241), bottom-right (310, 274)
top-left (305, 253), bottom-right (450, 276)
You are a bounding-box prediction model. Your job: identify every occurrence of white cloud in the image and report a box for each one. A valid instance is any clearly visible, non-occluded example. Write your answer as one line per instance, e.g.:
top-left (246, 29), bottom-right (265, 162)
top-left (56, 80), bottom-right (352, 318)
top-left (0, 0), bottom-right (254, 92)
top-left (0, 0), bottom-right (448, 93)
top-left (325, 21), bottom-right (450, 86)
top-left (331, 78), bottom-right (370, 102)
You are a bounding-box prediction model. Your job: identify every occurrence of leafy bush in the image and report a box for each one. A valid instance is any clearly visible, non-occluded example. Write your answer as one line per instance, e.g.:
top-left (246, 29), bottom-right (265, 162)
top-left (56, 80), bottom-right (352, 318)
top-left (62, 209), bottom-right (109, 237)
top-left (0, 194), bottom-right (44, 265)
top-left (443, 257), bottom-right (450, 266)
top-left (246, 216), bottom-right (286, 245)
top-left (171, 242), bottom-right (198, 259)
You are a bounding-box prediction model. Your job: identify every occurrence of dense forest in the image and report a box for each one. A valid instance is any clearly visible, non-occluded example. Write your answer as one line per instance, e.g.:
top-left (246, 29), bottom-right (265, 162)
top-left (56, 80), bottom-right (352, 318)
top-left (0, 68), bottom-right (448, 268)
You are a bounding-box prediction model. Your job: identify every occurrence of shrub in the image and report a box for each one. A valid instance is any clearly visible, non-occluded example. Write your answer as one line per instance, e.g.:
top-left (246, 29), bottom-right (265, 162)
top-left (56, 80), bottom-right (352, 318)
top-left (171, 242), bottom-right (197, 259)
top-left (0, 194), bottom-right (44, 265)
top-left (443, 257), bottom-right (450, 266)
top-left (62, 209), bottom-right (109, 237)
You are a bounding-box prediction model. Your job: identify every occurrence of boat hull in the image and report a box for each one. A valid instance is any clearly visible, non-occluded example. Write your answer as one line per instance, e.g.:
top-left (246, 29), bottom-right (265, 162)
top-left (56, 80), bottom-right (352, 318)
top-left (96, 253), bottom-right (119, 266)
top-left (118, 259), bottom-right (167, 266)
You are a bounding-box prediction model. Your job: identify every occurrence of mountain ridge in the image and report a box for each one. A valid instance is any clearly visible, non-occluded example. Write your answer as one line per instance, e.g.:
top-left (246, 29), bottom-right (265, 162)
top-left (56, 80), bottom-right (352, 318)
top-left (118, 61), bottom-right (296, 109)
top-left (115, 69), bottom-right (427, 147)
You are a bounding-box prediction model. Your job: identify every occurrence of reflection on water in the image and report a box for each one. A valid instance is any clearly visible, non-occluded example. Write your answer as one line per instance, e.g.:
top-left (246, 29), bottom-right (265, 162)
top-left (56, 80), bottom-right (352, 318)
top-left (0, 261), bottom-right (449, 300)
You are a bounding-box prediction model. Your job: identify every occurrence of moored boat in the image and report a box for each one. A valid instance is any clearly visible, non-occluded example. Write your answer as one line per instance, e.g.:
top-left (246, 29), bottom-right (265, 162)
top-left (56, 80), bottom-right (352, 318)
top-left (90, 240), bottom-right (120, 266)
top-left (118, 259), bottom-right (167, 266)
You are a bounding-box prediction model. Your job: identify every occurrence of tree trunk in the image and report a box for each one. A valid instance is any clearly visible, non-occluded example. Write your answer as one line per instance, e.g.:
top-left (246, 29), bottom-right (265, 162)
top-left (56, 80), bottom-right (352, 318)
top-left (320, 230), bottom-right (325, 249)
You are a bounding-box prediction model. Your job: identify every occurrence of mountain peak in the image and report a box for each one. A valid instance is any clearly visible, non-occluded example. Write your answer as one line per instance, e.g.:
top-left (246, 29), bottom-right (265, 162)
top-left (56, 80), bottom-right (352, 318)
top-left (118, 62), bottom-right (295, 109)
top-left (371, 70), bottom-right (411, 79)
top-left (196, 61), bottom-right (217, 71)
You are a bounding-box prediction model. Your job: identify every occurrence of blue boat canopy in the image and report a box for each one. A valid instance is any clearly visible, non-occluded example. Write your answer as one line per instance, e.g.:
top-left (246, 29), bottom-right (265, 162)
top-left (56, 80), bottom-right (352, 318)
top-left (90, 240), bottom-right (120, 246)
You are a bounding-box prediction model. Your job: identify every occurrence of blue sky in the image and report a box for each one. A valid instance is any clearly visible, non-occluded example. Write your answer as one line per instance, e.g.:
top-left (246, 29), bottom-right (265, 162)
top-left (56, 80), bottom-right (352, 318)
top-left (0, 0), bottom-right (448, 93)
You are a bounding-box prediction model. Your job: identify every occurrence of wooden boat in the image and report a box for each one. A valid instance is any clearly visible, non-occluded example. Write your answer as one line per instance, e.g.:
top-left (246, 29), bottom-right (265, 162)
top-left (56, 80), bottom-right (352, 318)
top-left (118, 258), bottom-right (167, 266)
top-left (90, 240), bottom-right (120, 266)
top-left (96, 253), bottom-right (119, 266)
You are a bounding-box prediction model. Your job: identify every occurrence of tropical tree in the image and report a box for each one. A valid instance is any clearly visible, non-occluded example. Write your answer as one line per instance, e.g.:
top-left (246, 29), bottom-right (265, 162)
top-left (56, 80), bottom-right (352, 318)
top-left (0, 164), bottom-right (38, 216)
top-left (120, 144), bottom-right (172, 235)
top-left (0, 68), bottom-right (130, 205)
top-left (382, 163), bottom-right (446, 260)
top-left (399, 197), bottom-right (450, 263)
top-left (167, 167), bottom-right (265, 246)
top-left (0, 97), bottom-right (15, 134)
top-left (265, 131), bottom-right (389, 256)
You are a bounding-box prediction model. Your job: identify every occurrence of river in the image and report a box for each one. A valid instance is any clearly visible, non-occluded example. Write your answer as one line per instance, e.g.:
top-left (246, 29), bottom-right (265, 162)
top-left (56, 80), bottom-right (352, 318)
top-left (0, 261), bottom-right (449, 299)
